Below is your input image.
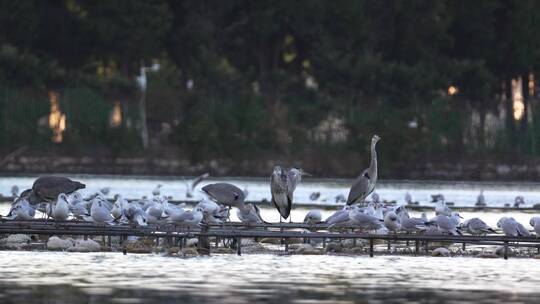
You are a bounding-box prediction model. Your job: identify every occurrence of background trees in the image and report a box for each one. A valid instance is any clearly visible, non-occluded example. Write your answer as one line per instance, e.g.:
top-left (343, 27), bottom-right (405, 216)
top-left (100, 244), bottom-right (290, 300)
top-left (0, 0), bottom-right (540, 176)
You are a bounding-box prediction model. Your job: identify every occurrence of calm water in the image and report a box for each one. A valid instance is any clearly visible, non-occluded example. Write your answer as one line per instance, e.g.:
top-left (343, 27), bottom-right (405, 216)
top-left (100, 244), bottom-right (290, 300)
top-left (0, 252), bottom-right (539, 303)
top-left (1, 175), bottom-right (540, 303)
top-left (1, 175), bottom-right (540, 207)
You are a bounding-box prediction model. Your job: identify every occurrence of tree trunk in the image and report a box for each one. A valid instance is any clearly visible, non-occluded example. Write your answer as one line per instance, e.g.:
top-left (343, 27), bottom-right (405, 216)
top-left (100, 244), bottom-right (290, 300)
top-left (504, 78), bottom-right (516, 151)
top-left (478, 102), bottom-right (486, 153)
top-left (521, 73), bottom-right (529, 153)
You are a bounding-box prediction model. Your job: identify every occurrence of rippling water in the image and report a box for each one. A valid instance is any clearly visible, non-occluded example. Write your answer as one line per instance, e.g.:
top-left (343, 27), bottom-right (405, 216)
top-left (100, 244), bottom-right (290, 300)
top-left (0, 252), bottom-right (539, 303)
top-left (1, 175), bottom-right (540, 303)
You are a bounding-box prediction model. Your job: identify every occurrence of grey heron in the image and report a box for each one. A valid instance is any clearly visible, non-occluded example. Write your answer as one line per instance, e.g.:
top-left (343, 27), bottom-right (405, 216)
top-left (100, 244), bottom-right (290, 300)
top-left (270, 166), bottom-right (310, 222)
top-left (346, 135), bottom-right (381, 205)
top-left (202, 182), bottom-right (245, 208)
top-left (21, 176), bottom-right (85, 206)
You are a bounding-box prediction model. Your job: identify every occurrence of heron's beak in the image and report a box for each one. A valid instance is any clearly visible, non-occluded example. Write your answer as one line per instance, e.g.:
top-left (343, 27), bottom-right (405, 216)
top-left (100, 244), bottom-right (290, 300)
top-left (459, 215), bottom-right (464, 219)
top-left (301, 170), bottom-right (312, 176)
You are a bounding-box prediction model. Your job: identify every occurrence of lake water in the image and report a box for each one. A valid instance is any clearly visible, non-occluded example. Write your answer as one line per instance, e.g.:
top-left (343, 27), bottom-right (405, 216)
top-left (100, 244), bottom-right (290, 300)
top-left (1, 175), bottom-right (540, 303)
top-left (0, 252), bottom-right (539, 303)
top-left (2, 175), bottom-right (540, 207)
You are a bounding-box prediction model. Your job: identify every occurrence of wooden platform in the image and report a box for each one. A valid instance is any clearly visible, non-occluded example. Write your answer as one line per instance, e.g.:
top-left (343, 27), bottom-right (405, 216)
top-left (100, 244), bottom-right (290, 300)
top-left (1, 219), bottom-right (539, 259)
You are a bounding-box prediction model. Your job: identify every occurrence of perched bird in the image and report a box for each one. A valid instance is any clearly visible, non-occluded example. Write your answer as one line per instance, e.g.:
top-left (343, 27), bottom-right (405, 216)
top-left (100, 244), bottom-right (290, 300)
top-left (384, 211), bottom-right (401, 233)
top-left (100, 187), bottom-right (111, 196)
top-left (202, 183), bottom-right (245, 208)
top-left (145, 198), bottom-right (166, 224)
top-left (346, 135), bottom-right (381, 205)
top-left (435, 200), bottom-right (452, 216)
top-left (399, 213), bottom-right (431, 233)
top-left (309, 192), bottom-right (321, 201)
top-left (237, 203), bottom-right (265, 224)
top-left (186, 173), bottom-right (210, 198)
top-left (432, 214), bottom-right (461, 235)
top-left (497, 217), bottom-right (529, 237)
top-left (349, 207), bottom-right (384, 231)
top-left (404, 192), bottom-right (412, 204)
top-left (152, 184), bottom-right (162, 196)
top-left (431, 194), bottom-right (445, 203)
top-left (461, 218), bottom-right (496, 235)
top-left (270, 166), bottom-right (310, 222)
top-left (125, 204), bottom-right (148, 226)
top-left (514, 196), bottom-right (525, 208)
top-left (449, 212), bottom-right (463, 226)
top-left (303, 210), bottom-right (322, 225)
top-left (197, 199), bottom-right (229, 224)
top-left (90, 198), bottom-right (114, 223)
top-left (169, 207), bottom-right (203, 227)
top-left (20, 176), bottom-right (85, 205)
top-left (476, 190), bottom-right (486, 207)
top-left (165, 204), bottom-right (187, 222)
top-left (51, 193), bottom-right (70, 221)
top-left (111, 195), bottom-right (128, 220)
top-left (371, 192), bottom-right (380, 204)
top-left (325, 206), bottom-right (353, 228)
top-left (530, 217), bottom-right (540, 236)
top-left (6, 198), bottom-right (35, 220)
top-left (270, 166), bottom-right (290, 221)
top-left (10, 185), bottom-right (19, 197)
top-left (335, 194), bottom-right (346, 203)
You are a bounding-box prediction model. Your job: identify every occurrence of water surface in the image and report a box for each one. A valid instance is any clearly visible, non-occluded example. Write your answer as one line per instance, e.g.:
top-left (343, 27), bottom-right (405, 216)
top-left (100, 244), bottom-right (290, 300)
top-left (0, 252), bottom-right (539, 303)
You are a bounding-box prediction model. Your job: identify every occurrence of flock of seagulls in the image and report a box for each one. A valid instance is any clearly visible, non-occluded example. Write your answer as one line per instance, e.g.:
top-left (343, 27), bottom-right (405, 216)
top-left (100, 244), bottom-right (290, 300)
top-left (2, 134), bottom-right (539, 239)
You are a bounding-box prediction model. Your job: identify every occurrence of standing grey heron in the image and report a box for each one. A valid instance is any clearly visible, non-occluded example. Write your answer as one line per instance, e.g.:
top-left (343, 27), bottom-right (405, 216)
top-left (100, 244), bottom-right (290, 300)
top-left (20, 176), bottom-right (85, 205)
top-left (270, 166), bottom-right (310, 222)
top-left (346, 134), bottom-right (381, 205)
top-left (202, 182), bottom-right (245, 208)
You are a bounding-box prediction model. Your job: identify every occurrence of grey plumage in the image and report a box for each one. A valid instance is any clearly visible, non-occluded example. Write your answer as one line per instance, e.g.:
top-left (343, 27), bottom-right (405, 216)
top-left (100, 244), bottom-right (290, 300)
top-left (432, 214), bottom-right (462, 235)
top-left (270, 166), bottom-right (309, 220)
top-left (270, 166), bottom-right (292, 219)
top-left (325, 207), bottom-right (352, 227)
top-left (498, 217), bottom-right (529, 237)
top-left (530, 217), bottom-right (540, 236)
top-left (237, 203), bottom-right (265, 224)
top-left (202, 183), bottom-right (245, 208)
top-left (346, 135), bottom-right (380, 205)
top-left (304, 210), bottom-right (322, 224)
top-left (461, 218), bottom-right (495, 235)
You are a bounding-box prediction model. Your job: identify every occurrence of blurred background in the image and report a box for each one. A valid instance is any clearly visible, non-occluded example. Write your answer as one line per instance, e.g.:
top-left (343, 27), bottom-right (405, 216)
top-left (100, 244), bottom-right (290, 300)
top-left (0, 0), bottom-right (539, 179)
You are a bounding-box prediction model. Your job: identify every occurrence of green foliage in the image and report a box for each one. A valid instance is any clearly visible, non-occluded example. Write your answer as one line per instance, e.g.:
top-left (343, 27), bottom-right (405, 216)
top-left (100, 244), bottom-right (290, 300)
top-left (0, 0), bottom-right (540, 168)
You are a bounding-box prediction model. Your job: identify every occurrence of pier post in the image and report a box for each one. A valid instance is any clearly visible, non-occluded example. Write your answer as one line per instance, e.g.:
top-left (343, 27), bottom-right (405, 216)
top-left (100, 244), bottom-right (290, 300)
top-left (425, 241), bottom-right (429, 254)
top-left (107, 236), bottom-right (112, 248)
top-left (237, 237), bottom-right (242, 255)
top-left (197, 225), bottom-right (211, 255)
top-left (415, 240), bottom-right (420, 255)
top-left (369, 238), bottom-right (374, 257)
top-left (504, 241), bottom-right (508, 260)
top-left (462, 242), bottom-right (466, 252)
top-left (387, 239), bottom-right (391, 251)
top-left (285, 239), bottom-right (289, 253)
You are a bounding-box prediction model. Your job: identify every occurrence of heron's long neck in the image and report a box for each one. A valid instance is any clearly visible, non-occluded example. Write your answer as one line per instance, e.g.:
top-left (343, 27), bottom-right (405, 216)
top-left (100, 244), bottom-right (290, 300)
top-left (369, 142), bottom-right (378, 180)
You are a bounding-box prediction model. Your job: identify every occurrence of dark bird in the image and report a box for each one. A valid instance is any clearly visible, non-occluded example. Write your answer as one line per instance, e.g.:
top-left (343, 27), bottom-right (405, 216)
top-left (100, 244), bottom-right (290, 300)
top-left (202, 182), bottom-right (245, 208)
top-left (21, 176), bottom-right (85, 205)
top-left (346, 135), bottom-right (380, 205)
